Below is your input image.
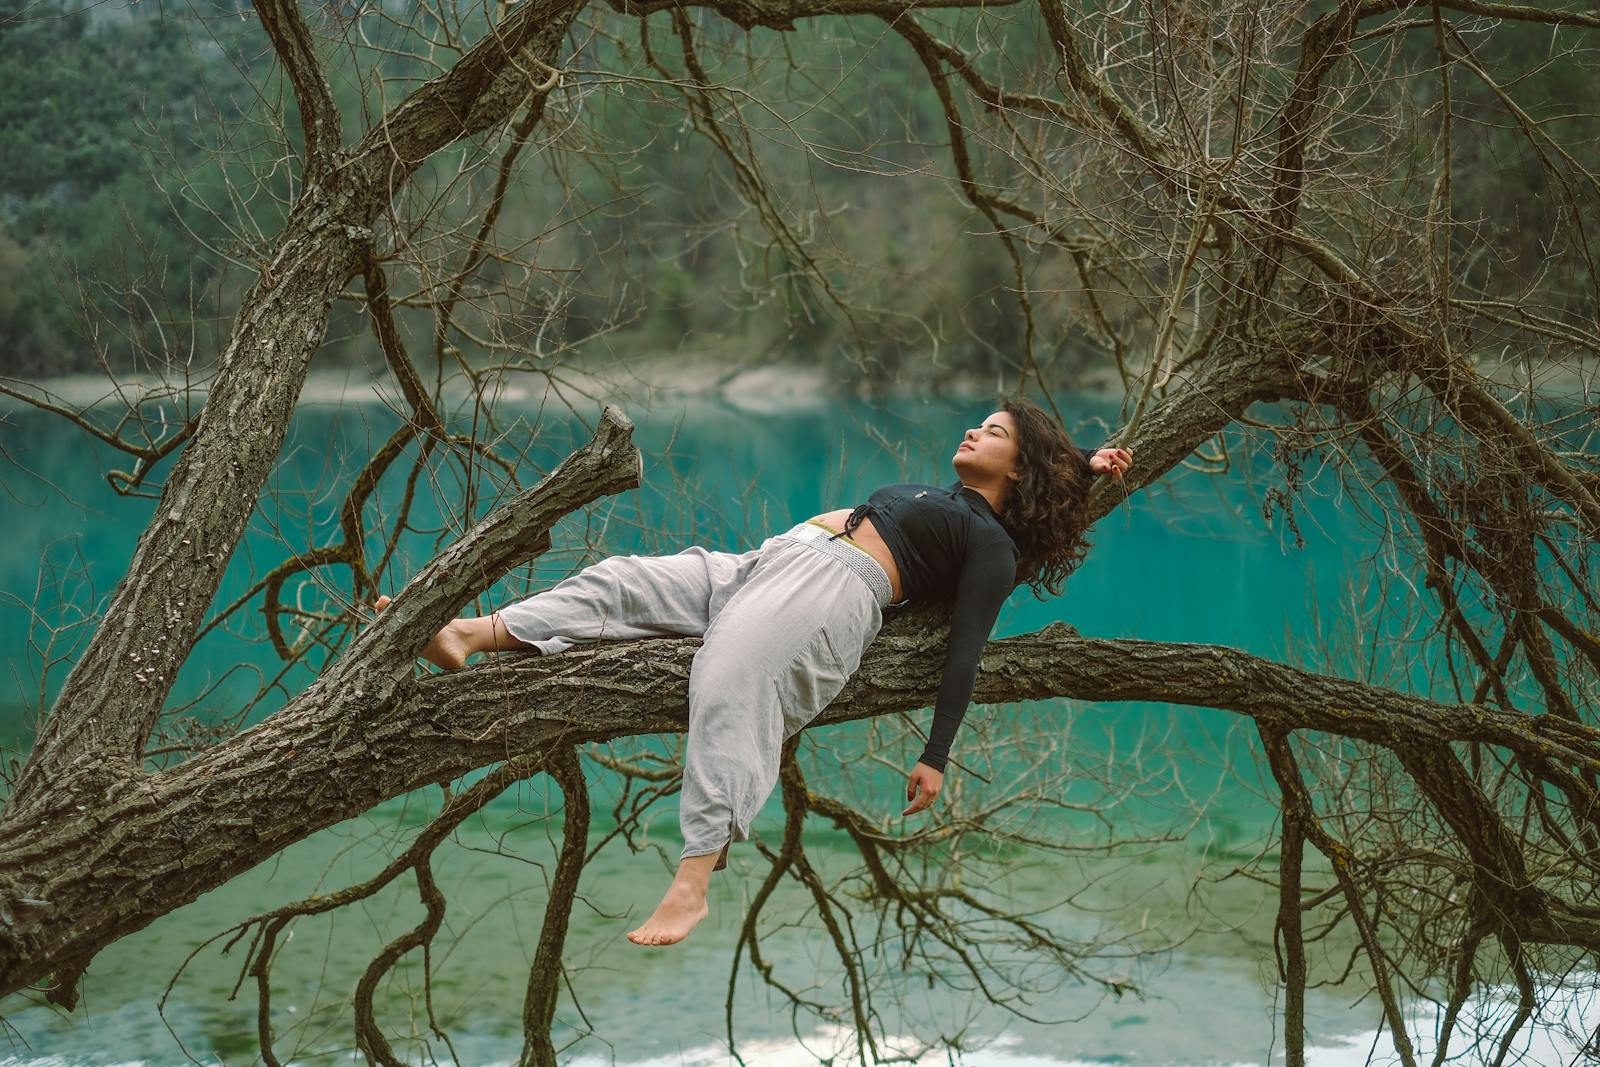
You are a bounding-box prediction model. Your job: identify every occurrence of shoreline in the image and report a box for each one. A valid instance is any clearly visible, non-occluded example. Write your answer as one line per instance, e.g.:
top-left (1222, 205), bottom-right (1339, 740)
top-left (0, 359), bottom-right (1125, 416)
top-left (3, 349), bottom-right (1593, 418)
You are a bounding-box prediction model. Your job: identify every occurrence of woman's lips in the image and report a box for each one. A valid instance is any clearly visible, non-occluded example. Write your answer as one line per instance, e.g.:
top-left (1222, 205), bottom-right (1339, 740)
top-left (957, 443), bottom-right (973, 452)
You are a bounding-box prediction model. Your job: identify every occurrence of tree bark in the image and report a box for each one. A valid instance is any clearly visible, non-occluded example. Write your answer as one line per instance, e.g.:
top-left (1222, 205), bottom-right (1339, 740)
top-left (7, 609), bottom-right (1600, 997)
top-left (9, 0), bottom-right (588, 812)
top-left (0, 405), bottom-right (643, 1000)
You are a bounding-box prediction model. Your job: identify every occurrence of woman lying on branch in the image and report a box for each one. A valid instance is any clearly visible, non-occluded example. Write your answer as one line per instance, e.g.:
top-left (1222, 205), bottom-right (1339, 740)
top-left (376, 398), bottom-right (1131, 946)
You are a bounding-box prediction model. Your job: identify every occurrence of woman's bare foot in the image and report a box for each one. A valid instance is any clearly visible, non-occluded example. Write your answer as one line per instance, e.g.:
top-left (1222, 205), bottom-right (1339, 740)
top-left (374, 595), bottom-right (473, 670)
top-left (626, 880), bottom-right (710, 947)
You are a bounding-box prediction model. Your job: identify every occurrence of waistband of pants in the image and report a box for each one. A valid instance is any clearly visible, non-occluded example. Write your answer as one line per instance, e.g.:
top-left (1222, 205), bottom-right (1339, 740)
top-left (777, 522), bottom-right (892, 610)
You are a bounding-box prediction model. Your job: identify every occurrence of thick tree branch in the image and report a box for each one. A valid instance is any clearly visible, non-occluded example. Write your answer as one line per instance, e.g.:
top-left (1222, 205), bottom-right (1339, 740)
top-left (1034, 0), bottom-right (1172, 171)
top-left (519, 746), bottom-right (590, 1067)
top-left (0, 406), bottom-right (640, 993)
top-left (1082, 331), bottom-right (1300, 522)
top-left (10, 209), bottom-right (365, 804)
top-left (7, 620), bottom-right (1600, 998)
top-left (253, 0), bottom-right (343, 186)
top-left (1245, 1), bottom-right (1364, 299)
top-left (319, 404), bottom-right (641, 693)
top-left (9, 0), bottom-right (589, 809)
top-left (344, 0), bottom-right (584, 175)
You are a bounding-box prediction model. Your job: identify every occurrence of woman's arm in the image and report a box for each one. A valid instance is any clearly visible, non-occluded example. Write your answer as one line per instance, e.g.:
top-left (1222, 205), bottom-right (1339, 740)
top-left (916, 534), bottom-right (1017, 774)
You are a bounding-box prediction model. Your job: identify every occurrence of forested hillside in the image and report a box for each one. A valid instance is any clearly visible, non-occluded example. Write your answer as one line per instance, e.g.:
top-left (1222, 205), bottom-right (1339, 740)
top-left (0, 0), bottom-right (260, 375)
top-left (3, 1), bottom-right (1595, 384)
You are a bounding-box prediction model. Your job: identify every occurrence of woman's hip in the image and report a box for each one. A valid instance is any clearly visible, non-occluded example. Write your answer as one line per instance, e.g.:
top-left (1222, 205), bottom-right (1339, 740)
top-left (697, 531), bottom-right (885, 680)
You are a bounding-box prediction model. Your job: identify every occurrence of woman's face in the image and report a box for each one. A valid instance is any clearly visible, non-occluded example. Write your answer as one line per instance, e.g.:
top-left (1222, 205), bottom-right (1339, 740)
top-left (952, 410), bottom-right (1021, 486)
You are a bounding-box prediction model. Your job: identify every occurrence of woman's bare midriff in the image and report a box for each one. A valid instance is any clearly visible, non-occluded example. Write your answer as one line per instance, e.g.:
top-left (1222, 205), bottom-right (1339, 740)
top-left (807, 509), bottom-right (904, 602)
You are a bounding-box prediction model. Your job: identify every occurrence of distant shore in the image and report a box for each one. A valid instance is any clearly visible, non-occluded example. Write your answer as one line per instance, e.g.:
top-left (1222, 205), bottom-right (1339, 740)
top-left (3, 348), bottom-right (1593, 418)
top-left (0, 355), bottom-right (1123, 417)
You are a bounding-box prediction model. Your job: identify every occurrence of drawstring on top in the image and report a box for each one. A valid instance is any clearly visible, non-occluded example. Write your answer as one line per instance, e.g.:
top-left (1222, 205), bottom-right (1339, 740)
top-left (831, 502), bottom-right (874, 541)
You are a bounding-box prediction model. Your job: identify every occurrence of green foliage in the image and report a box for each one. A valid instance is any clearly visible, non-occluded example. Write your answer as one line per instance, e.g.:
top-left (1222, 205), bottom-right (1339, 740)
top-left (0, 0), bottom-right (255, 374)
top-left (3, 3), bottom-right (1595, 383)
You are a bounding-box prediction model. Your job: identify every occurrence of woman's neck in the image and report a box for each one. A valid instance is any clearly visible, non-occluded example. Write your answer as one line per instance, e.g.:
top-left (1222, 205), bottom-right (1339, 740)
top-left (960, 481), bottom-right (1009, 516)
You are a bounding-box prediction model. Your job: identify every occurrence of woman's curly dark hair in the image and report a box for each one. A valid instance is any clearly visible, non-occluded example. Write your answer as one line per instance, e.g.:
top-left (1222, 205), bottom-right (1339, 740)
top-left (995, 396), bottom-right (1094, 597)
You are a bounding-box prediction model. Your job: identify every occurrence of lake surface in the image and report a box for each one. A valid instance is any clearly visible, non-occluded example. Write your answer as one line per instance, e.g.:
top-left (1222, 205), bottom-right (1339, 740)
top-left (0, 382), bottom-right (1584, 1065)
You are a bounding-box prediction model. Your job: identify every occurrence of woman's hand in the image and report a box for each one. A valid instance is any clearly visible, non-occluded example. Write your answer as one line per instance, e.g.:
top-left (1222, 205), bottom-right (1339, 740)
top-left (903, 761), bottom-right (944, 816)
top-left (1089, 447), bottom-right (1134, 479)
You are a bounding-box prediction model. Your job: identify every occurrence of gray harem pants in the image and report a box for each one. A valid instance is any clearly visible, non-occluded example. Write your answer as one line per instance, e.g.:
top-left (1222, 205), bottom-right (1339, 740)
top-left (496, 521), bottom-right (892, 865)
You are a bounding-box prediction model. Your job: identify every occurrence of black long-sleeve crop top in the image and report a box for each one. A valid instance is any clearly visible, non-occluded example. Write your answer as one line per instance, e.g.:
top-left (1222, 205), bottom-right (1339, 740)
top-left (831, 447), bottom-right (1095, 773)
top-left (829, 481), bottom-right (1017, 773)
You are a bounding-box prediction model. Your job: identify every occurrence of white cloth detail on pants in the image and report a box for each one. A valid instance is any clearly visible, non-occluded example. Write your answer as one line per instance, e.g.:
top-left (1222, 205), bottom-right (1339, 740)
top-left (494, 522), bottom-right (889, 861)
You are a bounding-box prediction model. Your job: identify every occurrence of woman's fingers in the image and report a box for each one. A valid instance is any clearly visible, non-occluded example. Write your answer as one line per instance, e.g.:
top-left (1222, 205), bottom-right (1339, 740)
top-left (903, 777), bottom-right (932, 815)
top-left (1102, 447), bottom-right (1133, 477)
top-left (902, 776), bottom-right (940, 815)
top-left (1093, 447), bottom-right (1135, 478)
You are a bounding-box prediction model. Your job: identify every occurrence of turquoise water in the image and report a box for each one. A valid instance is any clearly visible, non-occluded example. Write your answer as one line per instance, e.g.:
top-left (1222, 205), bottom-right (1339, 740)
top-left (0, 391), bottom-right (1364, 747)
top-left (0, 386), bottom-right (1459, 1065)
